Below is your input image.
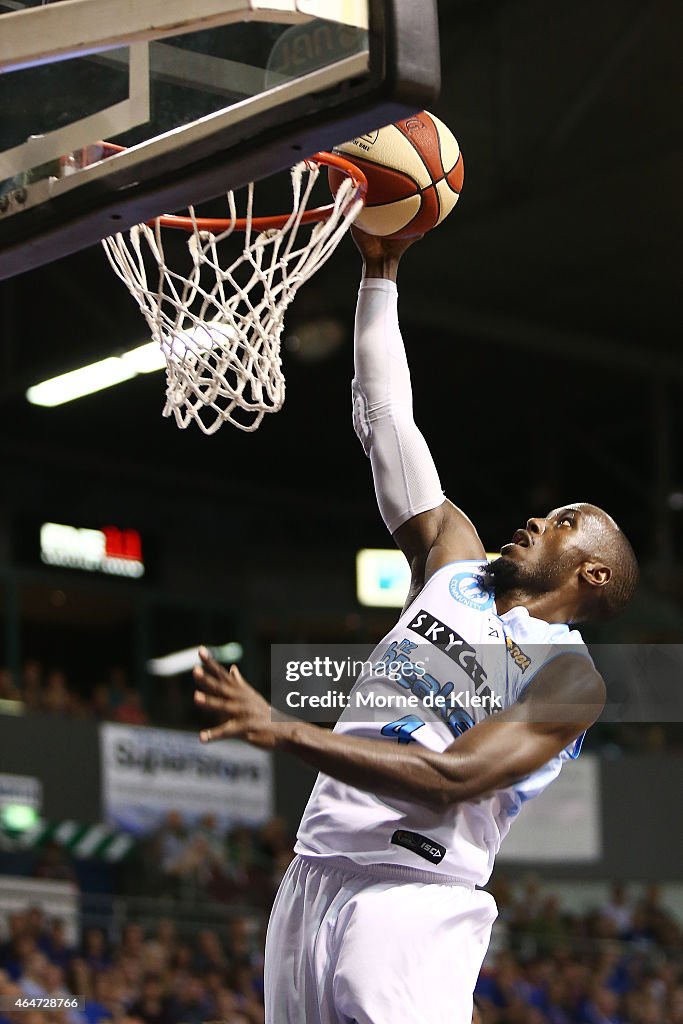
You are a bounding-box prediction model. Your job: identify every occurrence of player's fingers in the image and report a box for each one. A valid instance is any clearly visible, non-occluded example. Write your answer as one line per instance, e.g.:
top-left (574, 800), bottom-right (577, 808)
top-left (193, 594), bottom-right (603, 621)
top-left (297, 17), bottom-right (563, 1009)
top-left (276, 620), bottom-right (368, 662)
top-left (198, 646), bottom-right (225, 678)
top-left (196, 693), bottom-right (240, 717)
top-left (194, 690), bottom-right (233, 713)
top-left (227, 664), bottom-right (247, 686)
top-left (193, 664), bottom-right (231, 696)
top-left (200, 720), bottom-right (240, 743)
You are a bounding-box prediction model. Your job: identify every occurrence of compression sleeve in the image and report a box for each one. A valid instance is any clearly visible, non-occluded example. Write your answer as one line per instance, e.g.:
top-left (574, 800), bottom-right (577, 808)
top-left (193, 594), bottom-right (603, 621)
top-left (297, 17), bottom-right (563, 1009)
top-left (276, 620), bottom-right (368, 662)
top-left (352, 278), bottom-right (444, 533)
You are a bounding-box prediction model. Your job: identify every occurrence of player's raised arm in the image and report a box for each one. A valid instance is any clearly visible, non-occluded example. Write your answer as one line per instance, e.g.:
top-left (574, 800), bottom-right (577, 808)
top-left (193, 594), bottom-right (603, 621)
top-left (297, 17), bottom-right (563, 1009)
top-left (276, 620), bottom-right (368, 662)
top-left (351, 229), bottom-right (485, 596)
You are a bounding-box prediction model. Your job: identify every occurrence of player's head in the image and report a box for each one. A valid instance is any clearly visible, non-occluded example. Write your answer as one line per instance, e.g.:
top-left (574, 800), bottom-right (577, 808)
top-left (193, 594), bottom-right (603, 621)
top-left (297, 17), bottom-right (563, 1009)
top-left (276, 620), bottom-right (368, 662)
top-left (483, 503), bottom-right (638, 623)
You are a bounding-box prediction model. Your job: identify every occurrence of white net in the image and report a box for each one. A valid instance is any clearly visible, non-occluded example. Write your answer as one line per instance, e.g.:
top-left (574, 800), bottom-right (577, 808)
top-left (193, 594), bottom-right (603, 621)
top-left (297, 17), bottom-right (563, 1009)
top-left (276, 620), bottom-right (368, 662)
top-left (102, 160), bottom-right (363, 433)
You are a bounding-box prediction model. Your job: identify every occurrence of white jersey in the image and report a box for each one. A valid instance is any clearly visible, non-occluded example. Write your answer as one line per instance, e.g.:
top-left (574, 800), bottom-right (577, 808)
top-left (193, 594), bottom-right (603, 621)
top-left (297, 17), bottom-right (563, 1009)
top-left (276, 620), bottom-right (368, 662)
top-left (295, 560), bottom-right (591, 888)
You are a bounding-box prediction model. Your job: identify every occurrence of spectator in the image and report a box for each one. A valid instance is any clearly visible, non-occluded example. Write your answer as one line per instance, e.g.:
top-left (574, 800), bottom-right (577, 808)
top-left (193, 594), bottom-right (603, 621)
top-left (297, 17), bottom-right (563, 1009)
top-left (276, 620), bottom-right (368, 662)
top-left (226, 954), bottom-right (264, 1023)
top-left (224, 828), bottom-right (261, 895)
top-left (90, 682), bottom-right (115, 721)
top-left (81, 929), bottom-right (111, 974)
top-left (43, 918), bottom-right (74, 970)
top-left (152, 816), bottom-right (229, 900)
top-left (0, 914), bottom-right (31, 979)
top-left (526, 895), bottom-right (570, 956)
top-left (107, 668), bottom-right (130, 712)
top-left (34, 841), bottom-right (77, 883)
top-left (128, 975), bottom-right (173, 1024)
top-left (670, 985), bottom-right (683, 1024)
top-left (18, 952), bottom-right (50, 1000)
top-left (225, 917), bottom-right (258, 968)
top-left (41, 670), bottom-right (72, 715)
top-left (113, 689), bottom-right (148, 726)
top-left (583, 985), bottom-right (626, 1024)
top-left (213, 988), bottom-right (255, 1024)
top-left (603, 884), bottom-right (634, 938)
top-left (256, 817), bottom-right (294, 903)
top-left (257, 817), bottom-right (291, 864)
top-left (43, 963), bottom-right (84, 1024)
top-left (153, 812), bottom-right (191, 897)
top-left (0, 971), bottom-right (27, 1024)
top-left (20, 659), bottom-right (43, 711)
top-left (193, 930), bottom-right (225, 976)
top-left (140, 921), bottom-right (176, 975)
top-left (168, 975), bottom-right (212, 1024)
top-left (116, 926), bottom-right (146, 1000)
top-left (82, 968), bottom-right (114, 1024)
top-left (23, 909), bottom-right (46, 947)
top-left (0, 668), bottom-right (21, 703)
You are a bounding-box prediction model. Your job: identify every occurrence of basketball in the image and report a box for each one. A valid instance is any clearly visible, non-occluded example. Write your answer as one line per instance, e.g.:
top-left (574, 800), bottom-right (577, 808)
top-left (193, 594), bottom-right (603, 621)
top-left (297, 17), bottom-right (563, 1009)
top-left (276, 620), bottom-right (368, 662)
top-left (328, 111), bottom-right (464, 239)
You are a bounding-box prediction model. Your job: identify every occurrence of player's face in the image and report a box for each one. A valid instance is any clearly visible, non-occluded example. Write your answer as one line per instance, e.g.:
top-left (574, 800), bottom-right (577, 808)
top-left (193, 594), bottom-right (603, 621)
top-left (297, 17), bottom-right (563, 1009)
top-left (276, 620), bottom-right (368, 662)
top-left (499, 504), bottom-right (595, 586)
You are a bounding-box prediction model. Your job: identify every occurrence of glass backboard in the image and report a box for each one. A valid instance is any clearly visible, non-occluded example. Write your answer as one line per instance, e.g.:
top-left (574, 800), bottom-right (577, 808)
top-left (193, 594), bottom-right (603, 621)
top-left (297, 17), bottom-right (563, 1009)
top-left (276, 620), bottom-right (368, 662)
top-left (0, 0), bottom-right (440, 278)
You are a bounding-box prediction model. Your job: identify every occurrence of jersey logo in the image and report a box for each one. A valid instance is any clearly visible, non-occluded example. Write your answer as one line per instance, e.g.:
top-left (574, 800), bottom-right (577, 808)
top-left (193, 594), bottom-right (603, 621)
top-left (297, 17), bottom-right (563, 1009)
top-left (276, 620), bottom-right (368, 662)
top-left (407, 610), bottom-right (488, 690)
top-left (449, 572), bottom-right (494, 612)
top-left (391, 829), bottom-right (446, 865)
top-left (505, 636), bottom-right (531, 672)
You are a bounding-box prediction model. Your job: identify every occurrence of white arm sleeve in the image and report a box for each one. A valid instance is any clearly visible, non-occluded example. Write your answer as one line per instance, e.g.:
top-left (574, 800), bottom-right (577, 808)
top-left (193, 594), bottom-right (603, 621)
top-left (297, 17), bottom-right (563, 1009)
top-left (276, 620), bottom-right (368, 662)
top-left (352, 278), bottom-right (444, 534)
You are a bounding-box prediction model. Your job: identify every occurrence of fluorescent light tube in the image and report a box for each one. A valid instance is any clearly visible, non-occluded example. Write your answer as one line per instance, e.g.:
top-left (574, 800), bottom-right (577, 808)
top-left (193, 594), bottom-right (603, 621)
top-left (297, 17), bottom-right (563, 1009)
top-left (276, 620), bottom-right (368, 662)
top-left (147, 642), bottom-right (244, 677)
top-left (26, 341), bottom-right (167, 407)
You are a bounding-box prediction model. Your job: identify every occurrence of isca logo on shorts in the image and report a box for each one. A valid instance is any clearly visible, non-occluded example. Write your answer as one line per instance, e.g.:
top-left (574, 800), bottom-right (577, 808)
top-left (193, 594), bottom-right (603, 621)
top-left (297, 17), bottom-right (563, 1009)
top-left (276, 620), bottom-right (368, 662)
top-left (449, 572), bottom-right (494, 612)
top-left (391, 830), bottom-right (446, 865)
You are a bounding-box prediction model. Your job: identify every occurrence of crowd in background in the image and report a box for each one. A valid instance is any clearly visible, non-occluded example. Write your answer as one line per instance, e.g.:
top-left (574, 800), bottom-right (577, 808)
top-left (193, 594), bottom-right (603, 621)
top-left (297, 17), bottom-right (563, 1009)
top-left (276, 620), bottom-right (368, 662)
top-left (0, 662), bottom-right (147, 725)
top-left (477, 879), bottom-right (683, 1024)
top-left (0, 813), bottom-right (296, 912)
top-left (0, 881), bottom-right (682, 1024)
top-left (0, 909), bottom-right (264, 1024)
top-left (137, 813), bottom-right (295, 909)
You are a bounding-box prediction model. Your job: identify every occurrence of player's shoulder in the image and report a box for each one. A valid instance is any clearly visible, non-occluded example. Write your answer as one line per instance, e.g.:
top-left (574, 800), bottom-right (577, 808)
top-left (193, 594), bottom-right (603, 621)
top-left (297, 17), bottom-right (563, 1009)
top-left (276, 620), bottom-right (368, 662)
top-left (501, 606), bottom-right (593, 686)
top-left (501, 605), bottom-right (586, 647)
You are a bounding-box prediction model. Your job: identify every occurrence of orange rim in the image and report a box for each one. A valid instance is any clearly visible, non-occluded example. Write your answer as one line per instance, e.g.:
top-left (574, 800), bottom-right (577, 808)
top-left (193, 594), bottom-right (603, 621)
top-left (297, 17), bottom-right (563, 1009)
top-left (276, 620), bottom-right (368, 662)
top-left (94, 143), bottom-right (367, 232)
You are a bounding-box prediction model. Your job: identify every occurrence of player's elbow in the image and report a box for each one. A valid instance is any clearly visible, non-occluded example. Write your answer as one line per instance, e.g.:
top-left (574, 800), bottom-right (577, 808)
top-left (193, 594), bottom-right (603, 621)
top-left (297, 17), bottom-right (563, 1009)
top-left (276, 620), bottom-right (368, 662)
top-left (425, 768), bottom-right (484, 810)
top-left (421, 785), bottom-right (454, 811)
top-left (406, 772), bottom-right (464, 811)
top-left (425, 782), bottom-right (489, 810)
top-left (415, 750), bottom-right (499, 808)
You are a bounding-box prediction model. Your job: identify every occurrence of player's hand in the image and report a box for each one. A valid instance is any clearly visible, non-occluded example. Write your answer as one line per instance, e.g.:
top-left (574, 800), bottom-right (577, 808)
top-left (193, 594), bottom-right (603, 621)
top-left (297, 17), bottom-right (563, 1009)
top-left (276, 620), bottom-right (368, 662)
top-left (193, 648), bottom-right (283, 749)
top-left (351, 225), bottom-right (422, 264)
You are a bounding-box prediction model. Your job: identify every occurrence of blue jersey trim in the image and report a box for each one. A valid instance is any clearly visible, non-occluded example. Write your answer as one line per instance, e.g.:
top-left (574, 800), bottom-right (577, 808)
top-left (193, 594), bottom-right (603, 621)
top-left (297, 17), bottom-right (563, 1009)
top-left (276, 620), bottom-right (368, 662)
top-left (568, 732), bottom-right (586, 759)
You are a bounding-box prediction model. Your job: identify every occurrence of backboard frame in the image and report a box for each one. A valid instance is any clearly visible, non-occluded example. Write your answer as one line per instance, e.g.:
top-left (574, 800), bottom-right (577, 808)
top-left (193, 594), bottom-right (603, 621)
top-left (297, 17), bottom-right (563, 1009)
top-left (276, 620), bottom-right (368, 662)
top-left (0, 0), bottom-right (440, 280)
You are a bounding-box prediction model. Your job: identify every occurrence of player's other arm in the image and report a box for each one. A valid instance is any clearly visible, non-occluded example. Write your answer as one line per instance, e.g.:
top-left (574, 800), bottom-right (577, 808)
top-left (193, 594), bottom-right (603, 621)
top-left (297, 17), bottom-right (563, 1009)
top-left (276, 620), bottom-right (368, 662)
top-left (351, 230), bottom-right (485, 597)
top-left (194, 650), bottom-right (604, 810)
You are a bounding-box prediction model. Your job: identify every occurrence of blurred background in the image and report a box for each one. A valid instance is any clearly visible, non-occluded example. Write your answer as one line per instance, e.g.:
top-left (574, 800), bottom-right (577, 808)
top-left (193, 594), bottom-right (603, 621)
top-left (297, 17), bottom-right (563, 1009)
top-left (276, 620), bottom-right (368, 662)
top-left (0, 1), bottom-right (682, 1022)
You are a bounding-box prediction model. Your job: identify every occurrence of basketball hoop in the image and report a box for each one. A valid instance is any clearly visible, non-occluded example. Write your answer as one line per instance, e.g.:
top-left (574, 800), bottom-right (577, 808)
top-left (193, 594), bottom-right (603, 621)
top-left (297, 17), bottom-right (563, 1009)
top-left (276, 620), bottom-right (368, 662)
top-left (93, 144), bottom-right (367, 433)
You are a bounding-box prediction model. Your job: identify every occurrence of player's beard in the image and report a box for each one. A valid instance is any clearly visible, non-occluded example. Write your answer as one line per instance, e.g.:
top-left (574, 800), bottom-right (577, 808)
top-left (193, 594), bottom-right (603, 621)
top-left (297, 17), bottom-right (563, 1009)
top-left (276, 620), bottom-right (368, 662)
top-left (478, 552), bottom-right (574, 600)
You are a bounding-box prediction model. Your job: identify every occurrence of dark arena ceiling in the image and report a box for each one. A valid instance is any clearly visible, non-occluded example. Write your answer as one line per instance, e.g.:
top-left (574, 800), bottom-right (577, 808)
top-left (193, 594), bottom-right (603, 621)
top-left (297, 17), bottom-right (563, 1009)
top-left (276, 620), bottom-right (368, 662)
top-left (1, 0), bottom-right (682, 577)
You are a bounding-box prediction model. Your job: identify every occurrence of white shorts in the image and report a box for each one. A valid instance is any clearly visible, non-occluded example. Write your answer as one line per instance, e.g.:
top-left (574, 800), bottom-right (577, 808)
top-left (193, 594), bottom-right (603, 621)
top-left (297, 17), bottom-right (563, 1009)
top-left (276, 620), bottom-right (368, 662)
top-left (264, 855), bottom-right (497, 1024)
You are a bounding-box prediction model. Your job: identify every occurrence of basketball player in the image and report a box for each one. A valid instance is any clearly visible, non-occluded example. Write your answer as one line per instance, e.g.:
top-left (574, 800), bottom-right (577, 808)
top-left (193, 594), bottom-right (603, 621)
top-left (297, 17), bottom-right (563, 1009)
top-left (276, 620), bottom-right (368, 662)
top-left (193, 229), bottom-right (638, 1024)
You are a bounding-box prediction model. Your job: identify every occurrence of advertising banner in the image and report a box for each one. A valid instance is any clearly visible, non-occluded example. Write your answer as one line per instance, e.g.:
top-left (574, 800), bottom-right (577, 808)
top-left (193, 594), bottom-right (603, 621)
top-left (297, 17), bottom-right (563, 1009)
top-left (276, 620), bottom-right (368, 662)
top-left (100, 723), bottom-right (273, 834)
top-left (498, 755), bottom-right (601, 862)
